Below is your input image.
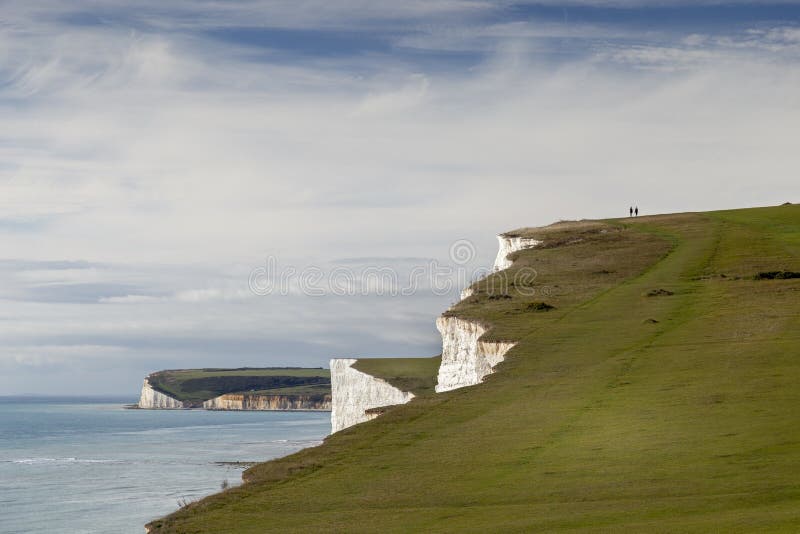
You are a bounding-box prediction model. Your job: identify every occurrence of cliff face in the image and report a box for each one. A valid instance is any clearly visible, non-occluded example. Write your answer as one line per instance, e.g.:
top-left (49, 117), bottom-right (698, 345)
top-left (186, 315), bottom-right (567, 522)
top-left (138, 378), bottom-right (185, 409)
top-left (434, 316), bottom-right (516, 393)
top-left (203, 393), bottom-right (331, 411)
top-left (437, 233), bottom-right (528, 393)
top-left (493, 235), bottom-right (541, 271)
top-left (329, 233), bottom-right (529, 432)
top-left (330, 358), bottom-right (415, 433)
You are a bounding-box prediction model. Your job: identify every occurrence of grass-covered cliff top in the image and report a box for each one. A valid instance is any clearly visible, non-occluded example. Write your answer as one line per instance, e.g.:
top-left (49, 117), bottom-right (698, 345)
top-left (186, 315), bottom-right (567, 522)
top-left (147, 368), bottom-right (330, 406)
top-left (501, 219), bottom-right (608, 241)
top-left (353, 356), bottom-right (441, 396)
top-left (150, 204), bottom-right (800, 532)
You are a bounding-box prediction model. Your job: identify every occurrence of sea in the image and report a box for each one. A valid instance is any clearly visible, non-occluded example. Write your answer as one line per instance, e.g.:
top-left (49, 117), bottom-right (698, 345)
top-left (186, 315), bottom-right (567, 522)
top-left (0, 397), bottom-right (331, 534)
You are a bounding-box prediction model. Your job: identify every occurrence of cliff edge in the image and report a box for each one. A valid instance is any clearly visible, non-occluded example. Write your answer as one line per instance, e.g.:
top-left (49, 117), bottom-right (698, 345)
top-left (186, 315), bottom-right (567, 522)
top-left (327, 229), bottom-right (538, 431)
top-left (138, 377), bottom-right (185, 409)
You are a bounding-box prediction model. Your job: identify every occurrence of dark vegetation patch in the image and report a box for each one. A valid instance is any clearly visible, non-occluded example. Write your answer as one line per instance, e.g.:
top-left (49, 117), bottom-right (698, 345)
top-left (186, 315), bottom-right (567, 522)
top-left (364, 406), bottom-right (391, 415)
top-left (646, 288), bottom-right (674, 297)
top-left (643, 318), bottom-right (660, 324)
top-left (180, 375), bottom-right (328, 394)
top-left (487, 293), bottom-right (512, 300)
top-left (754, 271), bottom-right (800, 280)
top-left (691, 273), bottom-right (728, 281)
top-left (527, 302), bottom-right (555, 312)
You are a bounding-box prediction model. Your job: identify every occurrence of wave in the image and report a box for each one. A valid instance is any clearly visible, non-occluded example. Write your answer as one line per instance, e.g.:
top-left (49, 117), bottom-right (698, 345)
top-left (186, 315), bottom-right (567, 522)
top-left (110, 421), bottom-right (303, 436)
top-left (9, 457), bottom-right (123, 465)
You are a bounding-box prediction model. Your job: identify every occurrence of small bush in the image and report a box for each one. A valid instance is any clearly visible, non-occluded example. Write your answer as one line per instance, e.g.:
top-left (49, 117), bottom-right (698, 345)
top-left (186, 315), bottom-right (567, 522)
top-left (754, 271), bottom-right (800, 280)
top-left (527, 302), bottom-right (555, 312)
top-left (646, 288), bottom-right (674, 297)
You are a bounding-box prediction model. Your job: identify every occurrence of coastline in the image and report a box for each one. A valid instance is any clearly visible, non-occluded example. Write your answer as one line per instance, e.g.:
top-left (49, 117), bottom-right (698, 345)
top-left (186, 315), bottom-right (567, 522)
top-left (2, 397), bottom-right (330, 534)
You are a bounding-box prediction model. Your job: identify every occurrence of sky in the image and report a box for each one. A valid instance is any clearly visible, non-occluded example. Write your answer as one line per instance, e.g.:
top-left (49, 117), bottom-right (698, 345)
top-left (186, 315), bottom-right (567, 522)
top-left (1, 1), bottom-right (799, 395)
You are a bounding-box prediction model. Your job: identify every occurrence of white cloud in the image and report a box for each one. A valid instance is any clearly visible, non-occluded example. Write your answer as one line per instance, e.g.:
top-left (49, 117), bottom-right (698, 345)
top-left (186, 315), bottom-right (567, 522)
top-left (173, 288), bottom-right (256, 302)
top-left (1, 2), bottom-right (799, 393)
top-left (6, 344), bottom-right (130, 368)
top-left (766, 27), bottom-right (800, 43)
top-left (683, 34), bottom-right (709, 47)
top-left (99, 294), bottom-right (162, 304)
top-left (358, 75), bottom-right (430, 115)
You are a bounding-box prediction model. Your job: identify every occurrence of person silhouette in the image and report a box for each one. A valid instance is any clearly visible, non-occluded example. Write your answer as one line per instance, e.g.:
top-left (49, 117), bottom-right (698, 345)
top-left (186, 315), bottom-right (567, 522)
top-left (635, 206), bottom-right (639, 216)
top-left (629, 206), bottom-right (633, 217)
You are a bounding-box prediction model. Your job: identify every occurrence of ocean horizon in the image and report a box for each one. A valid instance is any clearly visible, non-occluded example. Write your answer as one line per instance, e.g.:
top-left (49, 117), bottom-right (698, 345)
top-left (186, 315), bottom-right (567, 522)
top-left (0, 396), bottom-right (330, 534)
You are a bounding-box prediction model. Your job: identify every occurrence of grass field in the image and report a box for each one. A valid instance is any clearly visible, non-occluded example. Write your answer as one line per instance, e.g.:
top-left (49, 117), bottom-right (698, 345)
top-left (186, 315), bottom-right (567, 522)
top-left (147, 368), bottom-right (330, 405)
top-left (148, 205), bottom-right (800, 533)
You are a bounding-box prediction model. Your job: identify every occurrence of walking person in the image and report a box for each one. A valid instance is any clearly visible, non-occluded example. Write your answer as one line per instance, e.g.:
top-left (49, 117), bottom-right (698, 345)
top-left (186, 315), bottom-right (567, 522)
top-left (629, 206), bottom-right (633, 217)
top-left (635, 206), bottom-right (639, 216)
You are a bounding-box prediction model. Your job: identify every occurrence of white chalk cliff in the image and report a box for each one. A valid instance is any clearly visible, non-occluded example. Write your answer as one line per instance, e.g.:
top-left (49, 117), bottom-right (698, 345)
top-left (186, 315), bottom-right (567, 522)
top-left (434, 316), bottom-right (516, 393)
top-left (203, 393), bottom-right (331, 411)
top-left (493, 235), bottom-right (541, 271)
top-left (138, 378), bottom-right (184, 409)
top-left (329, 233), bottom-right (527, 432)
top-left (330, 358), bottom-right (415, 433)
top-left (435, 235), bottom-right (528, 393)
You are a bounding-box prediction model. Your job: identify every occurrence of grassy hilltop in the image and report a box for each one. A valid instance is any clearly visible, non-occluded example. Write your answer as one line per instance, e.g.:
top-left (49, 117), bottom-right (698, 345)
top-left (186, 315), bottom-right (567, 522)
top-left (149, 205), bottom-right (800, 532)
top-left (146, 368), bottom-right (331, 407)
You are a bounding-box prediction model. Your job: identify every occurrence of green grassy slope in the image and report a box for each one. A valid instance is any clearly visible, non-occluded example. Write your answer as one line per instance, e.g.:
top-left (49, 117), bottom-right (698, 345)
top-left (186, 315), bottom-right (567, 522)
top-left (149, 205), bottom-right (800, 533)
top-left (147, 368), bottom-right (330, 405)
